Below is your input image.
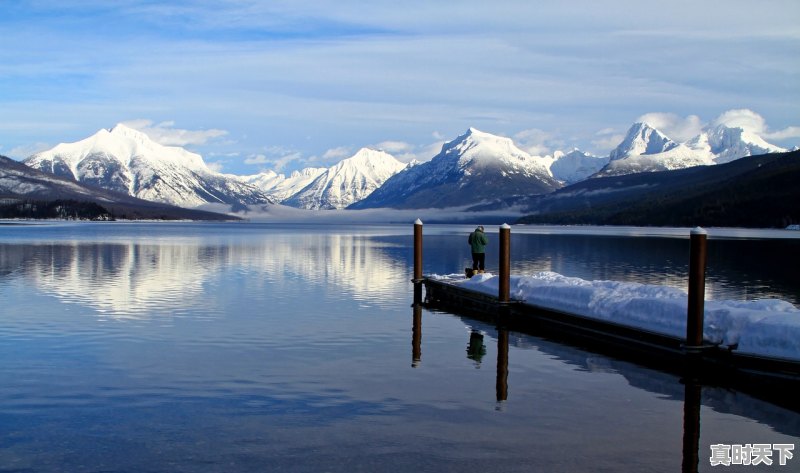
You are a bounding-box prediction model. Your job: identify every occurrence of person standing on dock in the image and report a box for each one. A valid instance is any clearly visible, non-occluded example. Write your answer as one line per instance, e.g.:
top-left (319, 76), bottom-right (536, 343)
top-left (468, 225), bottom-right (488, 274)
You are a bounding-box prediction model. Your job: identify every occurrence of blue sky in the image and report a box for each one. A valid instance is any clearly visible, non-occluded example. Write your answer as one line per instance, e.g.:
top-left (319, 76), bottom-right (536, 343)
top-left (1, 0), bottom-right (798, 175)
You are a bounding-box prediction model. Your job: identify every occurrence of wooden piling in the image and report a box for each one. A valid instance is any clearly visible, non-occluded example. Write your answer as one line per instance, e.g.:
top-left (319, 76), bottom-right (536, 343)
top-left (413, 219), bottom-right (423, 283)
top-left (499, 223), bottom-right (511, 303)
top-left (686, 227), bottom-right (708, 350)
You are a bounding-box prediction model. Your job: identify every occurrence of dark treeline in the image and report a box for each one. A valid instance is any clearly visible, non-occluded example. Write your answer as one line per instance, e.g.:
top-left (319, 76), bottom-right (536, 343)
top-left (0, 199), bottom-right (113, 220)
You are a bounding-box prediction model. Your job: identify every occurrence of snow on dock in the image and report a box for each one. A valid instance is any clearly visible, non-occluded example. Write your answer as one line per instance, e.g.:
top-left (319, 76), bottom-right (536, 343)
top-left (429, 271), bottom-right (800, 362)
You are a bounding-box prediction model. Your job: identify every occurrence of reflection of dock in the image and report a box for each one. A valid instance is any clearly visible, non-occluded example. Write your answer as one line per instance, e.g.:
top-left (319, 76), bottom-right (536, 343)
top-left (411, 291), bottom-right (711, 473)
top-left (422, 275), bottom-right (800, 411)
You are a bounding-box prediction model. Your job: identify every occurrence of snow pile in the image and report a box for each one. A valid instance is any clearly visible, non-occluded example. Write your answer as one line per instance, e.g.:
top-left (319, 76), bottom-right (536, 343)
top-left (435, 271), bottom-right (800, 361)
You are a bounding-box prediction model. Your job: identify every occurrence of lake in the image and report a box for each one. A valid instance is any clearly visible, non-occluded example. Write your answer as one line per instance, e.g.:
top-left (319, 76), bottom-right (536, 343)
top-left (0, 222), bottom-right (798, 472)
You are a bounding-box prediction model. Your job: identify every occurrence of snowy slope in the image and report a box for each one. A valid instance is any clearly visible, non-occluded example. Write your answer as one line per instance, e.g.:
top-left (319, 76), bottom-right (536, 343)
top-left (0, 155), bottom-right (236, 220)
top-left (351, 128), bottom-right (561, 209)
top-left (282, 148), bottom-right (408, 210)
top-left (25, 124), bottom-right (274, 208)
top-left (240, 148), bottom-right (406, 209)
top-left (549, 149), bottom-right (610, 184)
top-left (238, 167), bottom-right (327, 203)
top-left (0, 154), bottom-right (98, 199)
top-left (595, 122), bottom-right (786, 178)
top-left (688, 124), bottom-right (785, 164)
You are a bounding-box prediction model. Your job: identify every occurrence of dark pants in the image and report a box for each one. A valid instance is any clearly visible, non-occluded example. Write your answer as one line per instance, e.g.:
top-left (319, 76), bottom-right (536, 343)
top-left (472, 252), bottom-right (485, 271)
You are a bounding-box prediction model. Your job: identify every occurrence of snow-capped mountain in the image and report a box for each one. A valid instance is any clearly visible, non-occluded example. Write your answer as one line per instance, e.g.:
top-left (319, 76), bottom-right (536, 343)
top-left (24, 124), bottom-right (275, 208)
top-left (282, 148), bottom-right (408, 210)
top-left (609, 122), bottom-right (679, 161)
top-left (0, 154), bottom-right (235, 220)
top-left (595, 122), bottom-right (786, 178)
top-left (238, 167), bottom-right (327, 203)
top-left (240, 148), bottom-right (407, 209)
top-left (687, 124), bottom-right (785, 164)
top-left (549, 149), bottom-right (610, 184)
top-left (350, 128), bottom-right (561, 209)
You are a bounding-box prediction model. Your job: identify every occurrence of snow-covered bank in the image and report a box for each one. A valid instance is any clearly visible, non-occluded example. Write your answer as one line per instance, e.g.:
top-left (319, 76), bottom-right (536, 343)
top-left (433, 271), bottom-right (800, 361)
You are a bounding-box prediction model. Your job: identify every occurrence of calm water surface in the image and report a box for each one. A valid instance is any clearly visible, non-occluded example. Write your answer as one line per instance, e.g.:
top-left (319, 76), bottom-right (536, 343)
top-left (0, 222), bottom-right (798, 472)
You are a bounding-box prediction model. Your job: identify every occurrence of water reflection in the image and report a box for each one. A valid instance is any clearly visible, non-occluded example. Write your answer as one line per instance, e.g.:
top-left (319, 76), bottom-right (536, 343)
top-left (413, 304), bottom-right (798, 472)
top-left (466, 331), bottom-right (486, 366)
top-left (683, 378), bottom-right (702, 473)
top-left (411, 283), bottom-right (423, 367)
top-left (0, 233), bottom-right (407, 318)
top-left (495, 327), bottom-right (509, 403)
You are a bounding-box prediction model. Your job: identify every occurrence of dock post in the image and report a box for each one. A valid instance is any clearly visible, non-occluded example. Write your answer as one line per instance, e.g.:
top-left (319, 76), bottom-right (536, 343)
top-left (686, 227), bottom-right (708, 351)
top-left (413, 219), bottom-right (423, 283)
top-left (499, 223), bottom-right (511, 303)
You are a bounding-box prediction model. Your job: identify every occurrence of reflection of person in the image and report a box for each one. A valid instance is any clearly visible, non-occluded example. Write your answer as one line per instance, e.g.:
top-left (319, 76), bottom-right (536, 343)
top-left (468, 226), bottom-right (488, 273)
top-left (466, 331), bottom-right (486, 365)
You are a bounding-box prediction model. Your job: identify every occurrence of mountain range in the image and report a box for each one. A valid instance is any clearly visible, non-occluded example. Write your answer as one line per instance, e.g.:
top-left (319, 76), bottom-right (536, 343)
top-left (9, 119), bottom-right (794, 220)
top-left (239, 148), bottom-right (409, 210)
top-left (595, 122), bottom-right (785, 177)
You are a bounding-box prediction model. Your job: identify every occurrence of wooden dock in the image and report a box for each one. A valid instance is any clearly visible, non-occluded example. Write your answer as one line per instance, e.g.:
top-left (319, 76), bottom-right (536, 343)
top-left (421, 276), bottom-right (800, 411)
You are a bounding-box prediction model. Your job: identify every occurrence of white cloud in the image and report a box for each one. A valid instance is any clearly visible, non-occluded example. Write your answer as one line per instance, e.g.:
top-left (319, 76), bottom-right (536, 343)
top-left (244, 147), bottom-right (305, 172)
top-left (592, 128), bottom-right (625, 153)
top-left (120, 119), bottom-right (228, 146)
top-left (206, 161), bottom-right (226, 173)
top-left (712, 109), bottom-right (768, 134)
top-left (244, 154), bottom-right (270, 165)
top-left (5, 142), bottom-right (53, 160)
top-left (322, 147), bottom-right (352, 160)
top-left (636, 113), bottom-right (704, 141)
top-left (373, 140), bottom-right (414, 154)
top-left (514, 128), bottom-right (554, 156)
top-left (712, 109), bottom-right (800, 141)
top-left (367, 139), bottom-right (444, 164)
top-left (763, 126), bottom-right (800, 140)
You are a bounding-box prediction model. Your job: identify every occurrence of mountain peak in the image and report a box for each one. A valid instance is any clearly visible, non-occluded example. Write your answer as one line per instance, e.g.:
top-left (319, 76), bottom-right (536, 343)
top-left (609, 122), bottom-right (679, 161)
top-left (693, 123), bottom-right (786, 164)
top-left (110, 122), bottom-right (138, 134)
top-left (24, 125), bottom-right (273, 208)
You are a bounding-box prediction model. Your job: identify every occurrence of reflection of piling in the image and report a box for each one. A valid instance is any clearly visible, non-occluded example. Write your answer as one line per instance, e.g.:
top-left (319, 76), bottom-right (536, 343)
top-left (686, 227), bottom-right (708, 351)
top-left (412, 301), bottom-right (422, 368)
top-left (413, 219), bottom-right (423, 283)
top-left (496, 327), bottom-right (509, 402)
top-left (681, 379), bottom-right (702, 473)
top-left (498, 223), bottom-right (511, 303)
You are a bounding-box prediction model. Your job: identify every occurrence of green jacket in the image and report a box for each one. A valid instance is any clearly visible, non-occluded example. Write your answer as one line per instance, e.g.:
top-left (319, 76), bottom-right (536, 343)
top-left (468, 229), bottom-right (488, 253)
